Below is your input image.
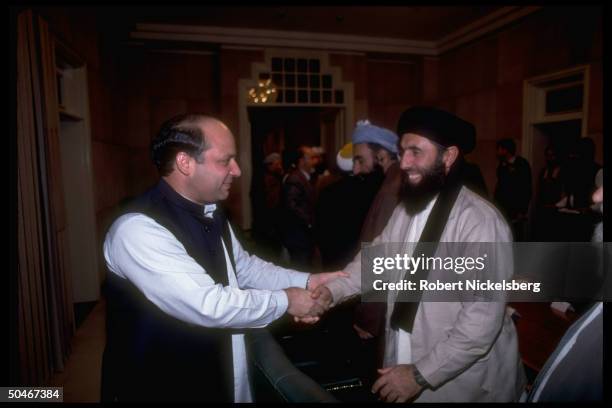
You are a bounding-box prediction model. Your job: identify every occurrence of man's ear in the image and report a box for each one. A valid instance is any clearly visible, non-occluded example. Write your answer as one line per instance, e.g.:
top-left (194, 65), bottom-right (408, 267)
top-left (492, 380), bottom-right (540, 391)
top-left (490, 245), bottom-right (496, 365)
top-left (175, 152), bottom-right (193, 176)
top-left (443, 146), bottom-right (460, 173)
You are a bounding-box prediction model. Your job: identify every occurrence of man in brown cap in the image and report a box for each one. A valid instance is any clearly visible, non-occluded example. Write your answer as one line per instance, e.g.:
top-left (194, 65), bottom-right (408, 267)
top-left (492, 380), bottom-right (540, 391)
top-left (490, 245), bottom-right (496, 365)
top-left (303, 107), bottom-right (526, 402)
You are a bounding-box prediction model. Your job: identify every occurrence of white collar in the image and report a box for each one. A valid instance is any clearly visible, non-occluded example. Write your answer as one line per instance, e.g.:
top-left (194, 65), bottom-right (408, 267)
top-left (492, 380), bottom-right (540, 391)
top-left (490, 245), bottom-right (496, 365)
top-left (203, 203), bottom-right (217, 219)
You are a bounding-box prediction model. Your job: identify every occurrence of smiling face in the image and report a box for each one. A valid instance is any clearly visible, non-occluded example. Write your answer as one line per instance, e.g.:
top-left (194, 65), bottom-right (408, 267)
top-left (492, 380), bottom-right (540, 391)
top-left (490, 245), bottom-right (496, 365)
top-left (188, 120), bottom-right (242, 203)
top-left (398, 132), bottom-right (459, 214)
top-left (399, 133), bottom-right (445, 186)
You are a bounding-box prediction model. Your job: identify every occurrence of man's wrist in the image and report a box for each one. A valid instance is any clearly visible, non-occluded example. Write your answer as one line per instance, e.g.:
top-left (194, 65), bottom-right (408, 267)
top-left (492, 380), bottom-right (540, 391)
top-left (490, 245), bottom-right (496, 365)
top-left (412, 365), bottom-right (430, 389)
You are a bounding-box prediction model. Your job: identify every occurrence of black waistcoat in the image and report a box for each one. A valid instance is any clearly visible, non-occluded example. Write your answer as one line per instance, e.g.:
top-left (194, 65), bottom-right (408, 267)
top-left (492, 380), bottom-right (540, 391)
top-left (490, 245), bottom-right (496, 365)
top-left (101, 179), bottom-right (238, 402)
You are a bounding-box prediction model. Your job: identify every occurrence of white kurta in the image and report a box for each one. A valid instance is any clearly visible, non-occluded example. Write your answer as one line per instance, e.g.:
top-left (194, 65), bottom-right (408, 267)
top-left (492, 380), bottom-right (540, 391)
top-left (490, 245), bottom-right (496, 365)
top-left (104, 204), bottom-right (309, 402)
top-left (395, 195), bottom-right (438, 366)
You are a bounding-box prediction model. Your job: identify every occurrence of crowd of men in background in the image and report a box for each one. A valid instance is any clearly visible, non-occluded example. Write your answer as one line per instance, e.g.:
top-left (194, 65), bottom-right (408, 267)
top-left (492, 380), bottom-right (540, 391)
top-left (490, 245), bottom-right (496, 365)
top-left (252, 126), bottom-right (602, 268)
top-left (494, 136), bottom-right (601, 242)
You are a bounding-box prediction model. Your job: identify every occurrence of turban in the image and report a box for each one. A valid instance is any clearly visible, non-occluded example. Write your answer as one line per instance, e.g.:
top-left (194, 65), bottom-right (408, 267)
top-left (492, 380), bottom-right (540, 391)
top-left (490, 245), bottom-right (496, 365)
top-left (336, 143), bottom-right (353, 172)
top-left (351, 120), bottom-right (398, 154)
top-left (396, 106), bottom-right (476, 154)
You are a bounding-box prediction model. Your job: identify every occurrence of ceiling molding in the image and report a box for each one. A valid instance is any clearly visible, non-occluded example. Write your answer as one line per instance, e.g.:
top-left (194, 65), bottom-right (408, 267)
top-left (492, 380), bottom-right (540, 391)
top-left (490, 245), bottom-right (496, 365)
top-left (366, 59), bottom-right (417, 65)
top-left (220, 45), bottom-right (265, 52)
top-left (131, 23), bottom-right (437, 55)
top-left (436, 6), bottom-right (542, 54)
top-left (150, 49), bottom-right (216, 56)
top-left (130, 7), bottom-right (542, 56)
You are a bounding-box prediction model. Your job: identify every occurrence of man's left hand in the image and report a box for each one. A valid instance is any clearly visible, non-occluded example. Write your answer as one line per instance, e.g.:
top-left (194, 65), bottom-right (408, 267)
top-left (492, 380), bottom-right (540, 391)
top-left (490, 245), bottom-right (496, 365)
top-left (306, 271), bottom-right (349, 291)
top-left (371, 364), bottom-right (423, 403)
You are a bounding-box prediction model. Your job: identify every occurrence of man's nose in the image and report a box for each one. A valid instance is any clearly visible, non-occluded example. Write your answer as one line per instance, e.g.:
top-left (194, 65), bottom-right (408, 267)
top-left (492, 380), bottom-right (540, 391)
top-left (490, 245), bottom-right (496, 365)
top-left (230, 159), bottom-right (242, 177)
top-left (400, 153), bottom-right (413, 170)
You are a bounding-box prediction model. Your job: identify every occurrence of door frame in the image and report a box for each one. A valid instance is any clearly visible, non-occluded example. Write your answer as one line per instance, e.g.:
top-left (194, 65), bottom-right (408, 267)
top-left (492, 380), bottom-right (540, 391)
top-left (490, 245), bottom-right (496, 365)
top-left (238, 49), bottom-right (355, 229)
top-left (522, 64), bottom-right (590, 166)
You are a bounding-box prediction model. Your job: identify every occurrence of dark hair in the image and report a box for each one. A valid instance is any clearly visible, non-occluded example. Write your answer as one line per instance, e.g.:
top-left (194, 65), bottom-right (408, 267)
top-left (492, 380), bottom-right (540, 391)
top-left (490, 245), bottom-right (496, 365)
top-left (150, 113), bottom-right (211, 176)
top-left (496, 138), bottom-right (516, 155)
top-left (292, 145), bottom-right (310, 166)
top-left (282, 149), bottom-right (297, 171)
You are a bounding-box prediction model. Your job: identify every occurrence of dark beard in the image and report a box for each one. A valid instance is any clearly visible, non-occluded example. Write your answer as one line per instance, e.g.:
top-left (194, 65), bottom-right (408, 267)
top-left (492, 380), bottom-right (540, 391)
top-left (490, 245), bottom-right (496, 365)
top-left (355, 163), bottom-right (384, 182)
top-left (399, 156), bottom-right (446, 215)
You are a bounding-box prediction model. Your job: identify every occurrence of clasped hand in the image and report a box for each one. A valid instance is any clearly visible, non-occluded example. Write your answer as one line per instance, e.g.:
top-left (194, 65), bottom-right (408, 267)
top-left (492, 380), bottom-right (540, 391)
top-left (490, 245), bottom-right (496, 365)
top-left (284, 271), bottom-right (347, 323)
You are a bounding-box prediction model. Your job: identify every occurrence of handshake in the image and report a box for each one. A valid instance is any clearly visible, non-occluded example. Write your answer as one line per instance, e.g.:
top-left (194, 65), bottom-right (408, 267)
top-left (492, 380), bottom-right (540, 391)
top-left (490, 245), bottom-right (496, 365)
top-left (283, 271), bottom-right (348, 324)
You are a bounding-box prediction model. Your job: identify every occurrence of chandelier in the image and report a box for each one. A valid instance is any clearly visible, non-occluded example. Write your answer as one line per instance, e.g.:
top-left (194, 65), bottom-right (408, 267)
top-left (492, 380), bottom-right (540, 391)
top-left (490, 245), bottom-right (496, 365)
top-left (248, 78), bottom-right (277, 104)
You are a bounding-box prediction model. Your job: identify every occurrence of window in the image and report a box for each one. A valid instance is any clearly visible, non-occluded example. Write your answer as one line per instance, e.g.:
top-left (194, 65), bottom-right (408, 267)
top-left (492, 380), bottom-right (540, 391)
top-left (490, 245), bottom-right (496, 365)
top-left (250, 57), bottom-right (346, 105)
top-left (545, 85), bottom-right (584, 114)
top-left (541, 73), bottom-right (585, 115)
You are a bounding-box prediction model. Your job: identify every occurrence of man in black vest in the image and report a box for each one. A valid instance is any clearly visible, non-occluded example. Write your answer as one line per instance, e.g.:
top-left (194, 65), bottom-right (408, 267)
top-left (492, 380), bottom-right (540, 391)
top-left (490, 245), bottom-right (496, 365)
top-left (101, 114), bottom-right (346, 402)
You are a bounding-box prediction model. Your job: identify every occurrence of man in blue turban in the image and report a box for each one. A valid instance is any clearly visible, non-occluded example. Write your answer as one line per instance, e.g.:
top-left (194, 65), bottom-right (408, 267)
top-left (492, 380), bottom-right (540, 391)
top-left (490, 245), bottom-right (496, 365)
top-left (351, 120), bottom-right (399, 176)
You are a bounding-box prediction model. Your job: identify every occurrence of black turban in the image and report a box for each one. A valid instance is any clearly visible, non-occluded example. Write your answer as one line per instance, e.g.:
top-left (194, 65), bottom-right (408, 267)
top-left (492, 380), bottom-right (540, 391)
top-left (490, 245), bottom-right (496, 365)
top-left (396, 106), bottom-right (476, 154)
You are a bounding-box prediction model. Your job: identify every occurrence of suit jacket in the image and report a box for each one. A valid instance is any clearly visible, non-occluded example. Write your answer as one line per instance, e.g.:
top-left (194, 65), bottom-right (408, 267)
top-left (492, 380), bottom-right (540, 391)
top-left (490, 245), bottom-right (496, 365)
top-left (281, 168), bottom-right (315, 248)
top-left (494, 155), bottom-right (532, 219)
top-left (326, 186), bottom-right (527, 402)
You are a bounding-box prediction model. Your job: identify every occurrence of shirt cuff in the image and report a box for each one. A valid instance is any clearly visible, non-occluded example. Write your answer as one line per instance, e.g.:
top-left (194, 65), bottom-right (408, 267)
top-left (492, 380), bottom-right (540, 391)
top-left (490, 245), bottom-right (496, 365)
top-left (414, 358), bottom-right (443, 389)
top-left (272, 289), bottom-right (289, 317)
top-left (324, 279), bottom-right (346, 306)
top-left (290, 271), bottom-right (309, 289)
